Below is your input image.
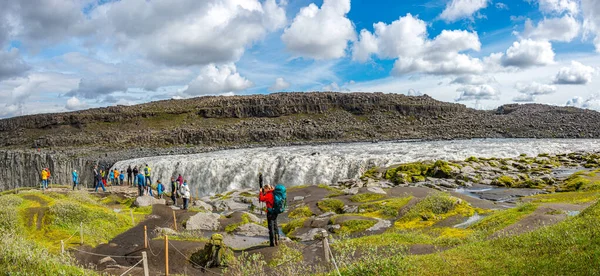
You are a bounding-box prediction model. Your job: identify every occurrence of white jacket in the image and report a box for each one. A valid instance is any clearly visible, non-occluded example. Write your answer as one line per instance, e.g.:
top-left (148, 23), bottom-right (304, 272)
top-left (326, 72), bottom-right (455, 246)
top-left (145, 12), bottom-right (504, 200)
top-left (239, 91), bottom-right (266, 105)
top-left (180, 184), bottom-right (191, 199)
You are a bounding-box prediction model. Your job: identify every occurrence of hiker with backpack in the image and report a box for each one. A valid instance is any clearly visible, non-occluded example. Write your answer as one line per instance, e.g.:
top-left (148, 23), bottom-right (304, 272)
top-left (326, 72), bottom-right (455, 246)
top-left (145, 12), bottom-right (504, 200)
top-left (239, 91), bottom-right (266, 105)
top-left (156, 180), bottom-right (165, 199)
top-left (144, 164), bottom-right (152, 186)
top-left (41, 168), bottom-right (49, 190)
top-left (136, 171), bottom-right (145, 197)
top-left (72, 170), bottom-right (78, 190)
top-left (181, 180), bottom-right (191, 210)
top-left (119, 170), bottom-right (125, 185)
top-left (259, 184), bottom-right (287, 247)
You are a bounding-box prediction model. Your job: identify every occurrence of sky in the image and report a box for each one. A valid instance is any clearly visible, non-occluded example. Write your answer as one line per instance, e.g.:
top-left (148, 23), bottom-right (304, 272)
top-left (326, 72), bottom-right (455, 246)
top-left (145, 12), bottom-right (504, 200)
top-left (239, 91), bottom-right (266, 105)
top-left (2, 0), bottom-right (600, 118)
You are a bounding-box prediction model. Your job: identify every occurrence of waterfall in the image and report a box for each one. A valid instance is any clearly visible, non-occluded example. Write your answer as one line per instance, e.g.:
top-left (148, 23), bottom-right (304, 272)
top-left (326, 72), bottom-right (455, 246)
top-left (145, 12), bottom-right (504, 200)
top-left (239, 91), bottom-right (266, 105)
top-left (111, 138), bottom-right (600, 196)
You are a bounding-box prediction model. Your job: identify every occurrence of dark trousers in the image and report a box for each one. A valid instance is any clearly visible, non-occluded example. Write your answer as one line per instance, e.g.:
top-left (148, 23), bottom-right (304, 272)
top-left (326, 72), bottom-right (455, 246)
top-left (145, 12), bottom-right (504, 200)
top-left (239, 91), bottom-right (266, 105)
top-left (171, 185), bottom-right (177, 205)
top-left (138, 185), bottom-right (143, 197)
top-left (72, 180), bottom-right (77, 190)
top-left (183, 198), bottom-right (189, 210)
top-left (127, 175), bottom-right (132, 186)
top-left (267, 212), bottom-right (279, 246)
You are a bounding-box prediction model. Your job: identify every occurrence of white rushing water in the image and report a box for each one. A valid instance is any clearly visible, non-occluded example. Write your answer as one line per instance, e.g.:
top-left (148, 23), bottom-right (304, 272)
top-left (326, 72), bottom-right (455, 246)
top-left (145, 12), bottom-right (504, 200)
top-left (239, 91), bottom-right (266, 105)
top-left (111, 139), bottom-right (600, 196)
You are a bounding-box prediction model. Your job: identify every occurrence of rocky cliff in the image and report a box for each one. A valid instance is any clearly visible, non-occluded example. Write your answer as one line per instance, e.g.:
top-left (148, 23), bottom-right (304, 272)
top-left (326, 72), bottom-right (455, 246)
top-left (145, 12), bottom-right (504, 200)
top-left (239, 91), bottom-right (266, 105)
top-left (1, 92), bottom-right (600, 191)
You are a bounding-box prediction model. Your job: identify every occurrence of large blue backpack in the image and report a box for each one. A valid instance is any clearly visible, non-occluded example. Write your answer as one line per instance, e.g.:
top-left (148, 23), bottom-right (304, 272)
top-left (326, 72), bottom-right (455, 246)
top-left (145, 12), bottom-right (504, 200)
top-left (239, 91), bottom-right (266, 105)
top-left (268, 184), bottom-right (287, 215)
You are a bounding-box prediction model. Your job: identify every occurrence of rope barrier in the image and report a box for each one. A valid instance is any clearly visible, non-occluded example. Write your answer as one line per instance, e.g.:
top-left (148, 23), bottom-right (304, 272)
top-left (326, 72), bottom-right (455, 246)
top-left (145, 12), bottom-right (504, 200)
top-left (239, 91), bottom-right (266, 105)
top-left (168, 240), bottom-right (223, 276)
top-left (146, 236), bottom-right (160, 257)
top-left (326, 242), bottom-right (341, 276)
top-left (119, 258), bottom-right (144, 276)
top-left (69, 247), bottom-right (142, 259)
top-left (63, 230), bottom-right (79, 243)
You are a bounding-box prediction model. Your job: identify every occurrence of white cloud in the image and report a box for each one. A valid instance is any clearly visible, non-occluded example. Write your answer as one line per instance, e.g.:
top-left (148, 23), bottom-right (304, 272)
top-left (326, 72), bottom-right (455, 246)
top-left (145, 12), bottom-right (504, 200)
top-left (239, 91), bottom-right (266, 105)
top-left (495, 2), bottom-right (509, 10)
top-left (451, 75), bottom-right (497, 85)
top-left (566, 94), bottom-right (600, 110)
top-left (323, 82), bottom-right (342, 91)
top-left (554, 61), bottom-right (596, 84)
top-left (456, 85), bottom-right (500, 101)
top-left (269, 77), bottom-right (291, 91)
top-left (90, 0), bottom-right (287, 66)
top-left (439, 0), bottom-right (488, 22)
top-left (513, 94), bottom-right (536, 102)
top-left (65, 96), bottom-right (88, 110)
top-left (0, 49), bottom-right (30, 81)
top-left (536, 0), bottom-right (578, 15)
top-left (353, 14), bottom-right (483, 76)
top-left (281, 0), bottom-right (355, 59)
top-left (515, 81), bottom-right (557, 95)
top-left (582, 0), bottom-right (600, 52)
top-left (407, 89), bottom-right (423, 96)
top-left (184, 63), bottom-right (252, 95)
top-left (501, 39), bottom-right (555, 68)
top-left (522, 15), bottom-right (580, 42)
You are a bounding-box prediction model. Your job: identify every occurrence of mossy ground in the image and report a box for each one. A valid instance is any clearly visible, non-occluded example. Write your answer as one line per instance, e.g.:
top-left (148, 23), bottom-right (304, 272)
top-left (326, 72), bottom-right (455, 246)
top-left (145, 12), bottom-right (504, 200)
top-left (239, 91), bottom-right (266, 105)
top-left (559, 170), bottom-right (600, 191)
top-left (317, 198), bottom-right (345, 214)
top-left (358, 197), bottom-right (412, 218)
top-left (394, 193), bottom-right (483, 230)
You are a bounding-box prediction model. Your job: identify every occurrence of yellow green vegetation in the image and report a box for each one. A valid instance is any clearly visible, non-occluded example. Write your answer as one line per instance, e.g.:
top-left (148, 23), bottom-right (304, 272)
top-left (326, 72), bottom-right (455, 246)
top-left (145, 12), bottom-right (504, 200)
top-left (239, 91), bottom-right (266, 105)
top-left (318, 184), bottom-right (344, 197)
top-left (288, 205), bottom-right (314, 219)
top-left (395, 193), bottom-right (481, 230)
top-left (338, 200), bottom-right (600, 276)
top-left (225, 213), bottom-right (252, 233)
top-left (330, 216), bottom-right (377, 234)
top-left (384, 160), bottom-right (457, 185)
top-left (282, 218), bottom-right (307, 235)
top-left (350, 193), bottom-right (385, 202)
top-left (317, 198), bottom-right (345, 214)
top-left (525, 190), bottom-right (600, 204)
top-left (359, 197), bottom-right (412, 218)
top-left (361, 167), bottom-right (380, 179)
top-left (493, 175), bottom-right (546, 189)
top-left (469, 203), bottom-right (537, 235)
top-left (559, 170), bottom-right (600, 191)
top-left (268, 243), bottom-right (303, 267)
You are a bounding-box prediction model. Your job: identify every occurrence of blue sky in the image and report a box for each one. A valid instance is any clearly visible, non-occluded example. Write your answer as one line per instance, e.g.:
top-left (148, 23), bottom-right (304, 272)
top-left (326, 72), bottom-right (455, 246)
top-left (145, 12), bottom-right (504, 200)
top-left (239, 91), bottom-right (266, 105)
top-left (1, 0), bottom-right (600, 117)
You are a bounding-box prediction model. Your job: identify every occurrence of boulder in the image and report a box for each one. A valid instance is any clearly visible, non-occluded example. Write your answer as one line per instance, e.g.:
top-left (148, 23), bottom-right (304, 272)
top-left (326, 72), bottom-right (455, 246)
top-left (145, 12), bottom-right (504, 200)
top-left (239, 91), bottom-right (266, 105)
top-left (317, 211), bottom-right (336, 218)
top-left (153, 227), bottom-right (177, 236)
top-left (338, 178), bottom-right (362, 188)
top-left (192, 200), bottom-right (214, 212)
top-left (366, 187), bottom-right (387, 195)
top-left (328, 224), bottom-right (341, 232)
top-left (343, 188), bottom-right (359, 195)
top-left (234, 223), bottom-right (269, 237)
top-left (366, 219), bottom-right (391, 232)
top-left (295, 228), bottom-right (326, 242)
top-left (460, 166), bottom-right (476, 174)
top-left (243, 212), bottom-right (262, 224)
top-left (293, 196), bottom-right (305, 201)
top-left (186, 213), bottom-right (221, 231)
top-left (133, 196), bottom-right (166, 207)
top-left (343, 205), bottom-right (358, 213)
top-left (213, 199), bottom-right (250, 212)
top-left (98, 257), bottom-right (117, 267)
top-left (310, 217), bottom-right (330, 228)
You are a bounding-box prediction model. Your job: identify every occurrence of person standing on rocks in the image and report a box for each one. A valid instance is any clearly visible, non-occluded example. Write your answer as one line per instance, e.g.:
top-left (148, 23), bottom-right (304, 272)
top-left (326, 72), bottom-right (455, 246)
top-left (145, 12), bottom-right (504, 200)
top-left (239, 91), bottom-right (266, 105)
top-left (72, 170), bottom-right (78, 190)
top-left (170, 177), bottom-right (178, 206)
top-left (127, 166), bottom-right (133, 186)
top-left (156, 180), bottom-right (165, 199)
top-left (133, 166), bottom-right (139, 185)
top-left (136, 171), bottom-right (145, 197)
top-left (113, 169), bottom-right (120, 186)
top-left (177, 174), bottom-right (183, 186)
top-left (41, 168), bottom-right (49, 190)
top-left (119, 170), bottom-right (125, 185)
top-left (144, 164), bottom-right (152, 186)
top-left (109, 170), bottom-right (115, 186)
top-left (180, 180), bottom-right (190, 210)
top-left (259, 185), bottom-right (278, 247)
top-left (95, 169), bottom-right (106, 193)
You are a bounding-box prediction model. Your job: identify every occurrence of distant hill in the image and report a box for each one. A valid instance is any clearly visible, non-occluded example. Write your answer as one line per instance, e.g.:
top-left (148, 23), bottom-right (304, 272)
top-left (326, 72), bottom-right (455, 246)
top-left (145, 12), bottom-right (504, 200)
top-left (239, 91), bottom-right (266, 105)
top-left (1, 92), bottom-right (599, 150)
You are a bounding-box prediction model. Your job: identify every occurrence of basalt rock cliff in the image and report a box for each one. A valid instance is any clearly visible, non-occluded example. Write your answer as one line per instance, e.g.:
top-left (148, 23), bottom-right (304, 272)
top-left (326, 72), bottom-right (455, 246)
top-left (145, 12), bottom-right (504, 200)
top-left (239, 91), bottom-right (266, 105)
top-left (1, 92), bottom-right (600, 190)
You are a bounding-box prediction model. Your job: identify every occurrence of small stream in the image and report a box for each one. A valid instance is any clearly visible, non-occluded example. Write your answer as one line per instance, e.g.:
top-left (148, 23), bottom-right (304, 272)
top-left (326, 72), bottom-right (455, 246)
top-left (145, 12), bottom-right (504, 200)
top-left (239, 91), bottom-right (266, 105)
top-left (454, 213), bottom-right (484, 229)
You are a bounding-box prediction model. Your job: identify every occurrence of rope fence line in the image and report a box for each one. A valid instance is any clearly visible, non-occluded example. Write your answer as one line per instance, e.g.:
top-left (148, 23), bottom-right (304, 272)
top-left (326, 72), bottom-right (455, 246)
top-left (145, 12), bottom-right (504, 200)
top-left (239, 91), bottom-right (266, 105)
top-left (168, 240), bottom-right (223, 276)
top-left (69, 247), bottom-right (143, 259)
top-left (63, 229), bottom-right (80, 244)
top-left (146, 236), bottom-right (161, 257)
top-left (119, 258), bottom-right (144, 276)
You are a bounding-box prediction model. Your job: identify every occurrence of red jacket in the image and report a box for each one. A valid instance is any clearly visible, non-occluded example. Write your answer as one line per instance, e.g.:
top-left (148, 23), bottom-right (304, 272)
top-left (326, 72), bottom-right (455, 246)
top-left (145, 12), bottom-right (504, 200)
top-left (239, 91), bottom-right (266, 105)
top-left (259, 191), bottom-right (274, 211)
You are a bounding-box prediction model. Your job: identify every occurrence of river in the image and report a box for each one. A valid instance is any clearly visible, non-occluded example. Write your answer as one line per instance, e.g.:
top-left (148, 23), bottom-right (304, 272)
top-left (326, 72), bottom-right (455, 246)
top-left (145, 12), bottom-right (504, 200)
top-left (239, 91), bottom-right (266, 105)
top-left (110, 139), bottom-right (600, 196)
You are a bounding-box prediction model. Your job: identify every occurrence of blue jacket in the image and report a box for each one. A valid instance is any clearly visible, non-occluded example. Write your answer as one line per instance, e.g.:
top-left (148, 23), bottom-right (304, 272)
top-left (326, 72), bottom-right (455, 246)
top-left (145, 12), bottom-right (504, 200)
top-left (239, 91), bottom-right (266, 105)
top-left (109, 171), bottom-right (115, 179)
top-left (72, 171), bottom-right (78, 182)
top-left (136, 173), bottom-right (145, 186)
top-left (157, 183), bottom-right (164, 195)
top-left (119, 173), bottom-right (125, 180)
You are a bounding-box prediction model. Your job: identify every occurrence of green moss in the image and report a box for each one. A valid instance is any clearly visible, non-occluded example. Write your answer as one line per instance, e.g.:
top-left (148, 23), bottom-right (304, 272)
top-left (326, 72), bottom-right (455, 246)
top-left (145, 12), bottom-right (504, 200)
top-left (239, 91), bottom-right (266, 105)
top-left (239, 192), bottom-right (255, 198)
top-left (361, 167), bottom-right (380, 179)
top-left (350, 193), bottom-right (385, 203)
top-left (525, 190), bottom-right (600, 204)
top-left (494, 175), bottom-right (516, 187)
top-left (559, 171), bottom-right (600, 191)
top-left (465, 156), bottom-right (479, 162)
top-left (288, 206), bottom-right (314, 219)
top-left (395, 193), bottom-right (479, 229)
top-left (359, 197), bottom-right (412, 218)
top-left (318, 184), bottom-right (344, 197)
top-left (330, 217), bottom-right (377, 234)
top-left (282, 218), bottom-right (307, 235)
top-left (225, 213), bottom-right (251, 233)
top-left (317, 199), bottom-right (345, 214)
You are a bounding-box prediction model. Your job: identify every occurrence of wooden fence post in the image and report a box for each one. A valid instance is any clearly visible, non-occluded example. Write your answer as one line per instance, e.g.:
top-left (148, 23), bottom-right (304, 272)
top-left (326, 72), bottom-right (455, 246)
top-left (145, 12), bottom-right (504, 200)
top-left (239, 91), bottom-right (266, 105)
top-left (144, 225), bottom-right (148, 249)
top-left (80, 222), bottom-right (84, 245)
top-left (142, 251), bottom-right (150, 276)
top-left (172, 211), bottom-right (177, 231)
top-left (60, 240), bottom-right (65, 254)
top-left (165, 235), bottom-right (169, 276)
top-left (322, 230), bottom-right (330, 263)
